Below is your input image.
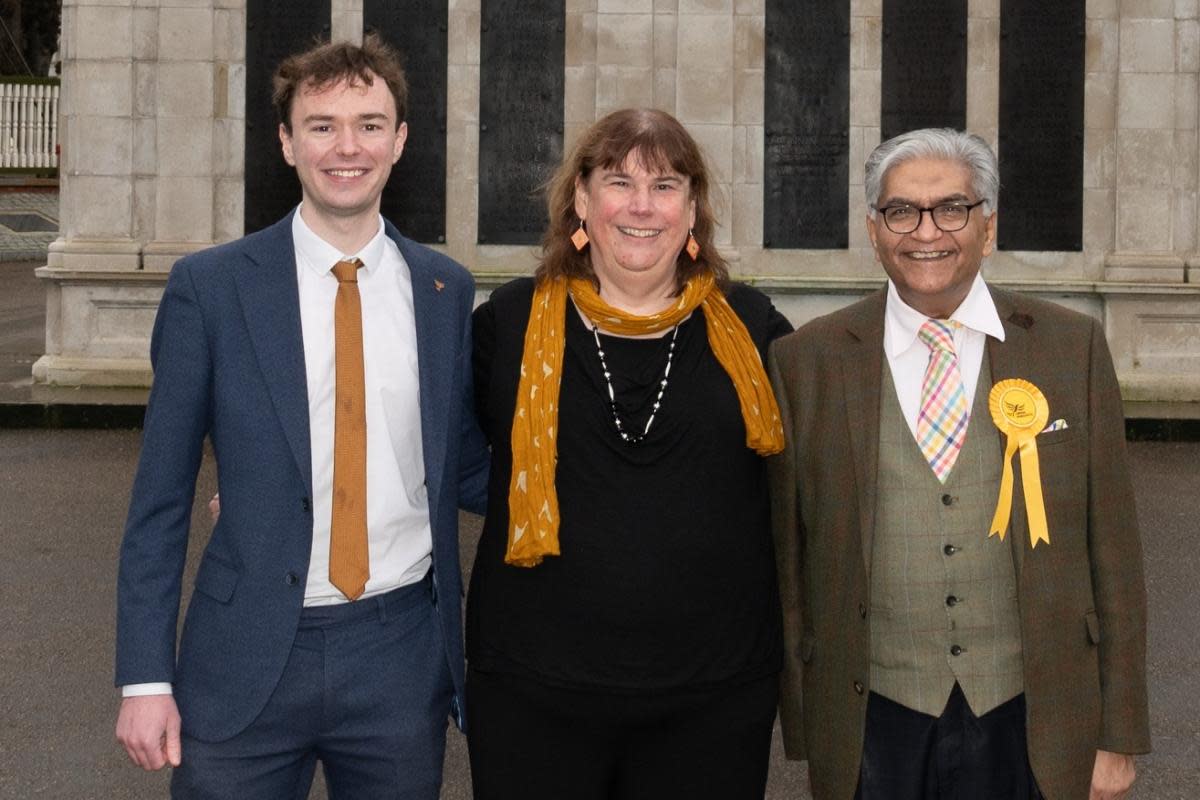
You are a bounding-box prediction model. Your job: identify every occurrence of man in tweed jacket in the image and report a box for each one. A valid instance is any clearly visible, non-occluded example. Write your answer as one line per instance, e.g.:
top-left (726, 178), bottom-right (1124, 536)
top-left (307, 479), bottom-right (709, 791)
top-left (768, 129), bottom-right (1149, 799)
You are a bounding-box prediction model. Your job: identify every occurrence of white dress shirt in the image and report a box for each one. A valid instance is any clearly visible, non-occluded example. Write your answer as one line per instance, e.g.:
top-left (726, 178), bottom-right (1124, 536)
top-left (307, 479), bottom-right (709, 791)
top-left (292, 208), bottom-right (432, 606)
top-left (123, 209), bottom-right (432, 697)
top-left (883, 273), bottom-right (1007, 440)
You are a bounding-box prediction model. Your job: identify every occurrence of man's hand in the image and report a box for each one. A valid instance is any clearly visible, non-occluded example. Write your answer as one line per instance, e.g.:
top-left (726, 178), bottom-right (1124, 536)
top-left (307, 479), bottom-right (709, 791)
top-left (115, 695), bottom-right (182, 770)
top-left (1090, 749), bottom-right (1136, 800)
top-left (208, 492), bottom-right (220, 523)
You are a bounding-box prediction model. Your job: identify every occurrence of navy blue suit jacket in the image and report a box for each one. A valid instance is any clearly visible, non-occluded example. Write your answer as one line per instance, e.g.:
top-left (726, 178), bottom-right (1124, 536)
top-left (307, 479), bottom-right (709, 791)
top-left (115, 212), bottom-right (489, 742)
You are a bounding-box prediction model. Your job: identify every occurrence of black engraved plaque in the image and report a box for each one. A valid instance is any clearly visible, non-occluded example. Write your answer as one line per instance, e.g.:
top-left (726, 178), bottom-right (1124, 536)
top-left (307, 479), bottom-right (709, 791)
top-left (478, 0), bottom-right (564, 245)
top-left (881, 0), bottom-right (967, 141)
top-left (365, 0), bottom-right (448, 243)
top-left (764, 3), bottom-right (850, 249)
top-left (998, 0), bottom-right (1085, 251)
top-left (244, 0), bottom-right (331, 234)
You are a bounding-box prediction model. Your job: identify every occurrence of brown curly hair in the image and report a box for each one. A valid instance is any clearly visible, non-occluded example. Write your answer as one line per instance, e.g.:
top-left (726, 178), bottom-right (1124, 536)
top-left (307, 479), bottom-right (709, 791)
top-left (535, 108), bottom-right (729, 291)
top-left (273, 34), bottom-right (408, 133)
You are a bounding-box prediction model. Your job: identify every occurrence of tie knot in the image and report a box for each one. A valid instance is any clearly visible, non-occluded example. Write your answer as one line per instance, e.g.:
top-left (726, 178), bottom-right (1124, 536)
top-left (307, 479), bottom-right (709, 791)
top-left (918, 319), bottom-right (957, 353)
top-left (332, 258), bottom-right (363, 283)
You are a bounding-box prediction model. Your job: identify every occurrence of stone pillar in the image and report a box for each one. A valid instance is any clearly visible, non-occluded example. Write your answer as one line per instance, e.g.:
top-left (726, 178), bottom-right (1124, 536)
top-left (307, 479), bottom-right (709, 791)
top-left (1106, 1), bottom-right (1185, 281)
top-left (142, 1), bottom-right (218, 272)
top-left (331, 0), bottom-right (363, 43)
top-left (446, 0), bottom-right (481, 266)
top-left (1083, 0), bottom-right (1118, 276)
top-left (36, 0), bottom-right (152, 386)
top-left (1176, 2), bottom-right (1200, 282)
top-left (849, 0), bottom-right (881, 257)
top-left (214, 0), bottom-right (247, 246)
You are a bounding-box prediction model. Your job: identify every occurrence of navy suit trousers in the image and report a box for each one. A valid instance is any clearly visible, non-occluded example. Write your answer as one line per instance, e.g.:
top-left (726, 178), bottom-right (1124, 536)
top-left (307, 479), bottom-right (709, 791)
top-left (171, 575), bottom-right (453, 800)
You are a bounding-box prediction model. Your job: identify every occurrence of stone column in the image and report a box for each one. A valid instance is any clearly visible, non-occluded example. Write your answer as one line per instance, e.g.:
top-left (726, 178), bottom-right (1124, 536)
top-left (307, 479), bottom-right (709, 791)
top-left (731, 2), bottom-right (764, 256)
top-left (1106, 1), bottom-right (1185, 281)
top-left (141, 0), bottom-right (218, 272)
top-left (1083, 0), bottom-right (1118, 277)
top-left (331, 0), bottom-right (363, 43)
top-left (446, 0), bottom-right (482, 266)
top-left (1176, 1), bottom-right (1200, 282)
top-left (35, 0), bottom-right (241, 386)
top-left (848, 0), bottom-right (881, 257)
top-left (35, 0), bottom-right (154, 386)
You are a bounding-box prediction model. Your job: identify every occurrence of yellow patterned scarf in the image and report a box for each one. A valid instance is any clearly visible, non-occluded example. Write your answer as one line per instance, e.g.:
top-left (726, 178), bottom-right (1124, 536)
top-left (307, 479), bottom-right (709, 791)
top-left (505, 273), bottom-right (784, 567)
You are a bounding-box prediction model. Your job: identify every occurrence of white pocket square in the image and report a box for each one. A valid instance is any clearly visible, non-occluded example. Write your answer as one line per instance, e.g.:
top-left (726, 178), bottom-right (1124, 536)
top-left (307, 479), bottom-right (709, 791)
top-left (1041, 418), bottom-right (1069, 433)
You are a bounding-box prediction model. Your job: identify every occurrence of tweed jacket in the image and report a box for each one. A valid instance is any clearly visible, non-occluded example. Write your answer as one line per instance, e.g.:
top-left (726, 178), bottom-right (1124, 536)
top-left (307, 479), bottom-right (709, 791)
top-left (767, 286), bottom-right (1150, 800)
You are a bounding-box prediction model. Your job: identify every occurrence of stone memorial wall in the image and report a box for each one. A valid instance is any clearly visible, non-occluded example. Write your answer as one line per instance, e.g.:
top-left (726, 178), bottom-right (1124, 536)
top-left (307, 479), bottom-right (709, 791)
top-left (35, 0), bottom-right (1200, 417)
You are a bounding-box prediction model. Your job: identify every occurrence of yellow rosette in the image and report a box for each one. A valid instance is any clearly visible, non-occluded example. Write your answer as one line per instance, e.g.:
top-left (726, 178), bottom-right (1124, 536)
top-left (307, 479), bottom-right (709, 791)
top-left (988, 379), bottom-right (1051, 548)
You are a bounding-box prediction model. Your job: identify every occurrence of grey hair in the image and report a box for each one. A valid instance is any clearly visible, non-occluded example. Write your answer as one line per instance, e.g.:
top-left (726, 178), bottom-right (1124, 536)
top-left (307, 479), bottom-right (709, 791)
top-left (864, 128), bottom-right (999, 218)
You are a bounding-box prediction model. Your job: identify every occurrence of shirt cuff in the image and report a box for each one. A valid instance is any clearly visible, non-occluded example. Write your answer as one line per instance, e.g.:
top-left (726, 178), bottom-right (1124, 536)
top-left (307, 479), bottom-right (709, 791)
top-left (121, 682), bottom-right (173, 697)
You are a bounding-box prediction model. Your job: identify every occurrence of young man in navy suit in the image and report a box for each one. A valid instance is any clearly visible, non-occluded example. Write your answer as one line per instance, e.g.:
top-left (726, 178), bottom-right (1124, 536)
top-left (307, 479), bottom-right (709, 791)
top-left (114, 35), bottom-right (488, 798)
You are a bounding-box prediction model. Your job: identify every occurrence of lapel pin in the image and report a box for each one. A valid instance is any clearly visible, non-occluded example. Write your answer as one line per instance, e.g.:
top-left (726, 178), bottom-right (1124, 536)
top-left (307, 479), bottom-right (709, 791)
top-left (434, 279), bottom-right (445, 292)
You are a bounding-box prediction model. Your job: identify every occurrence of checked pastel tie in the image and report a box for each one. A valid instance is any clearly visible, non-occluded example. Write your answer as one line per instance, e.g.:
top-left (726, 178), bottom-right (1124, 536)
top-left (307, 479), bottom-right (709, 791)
top-left (330, 258), bottom-right (369, 601)
top-left (916, 319), bottom-right (969, 483)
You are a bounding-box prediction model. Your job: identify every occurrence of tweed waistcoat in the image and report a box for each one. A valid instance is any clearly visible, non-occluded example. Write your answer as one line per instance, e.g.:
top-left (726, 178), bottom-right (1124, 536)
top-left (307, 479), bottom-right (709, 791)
top-left (869, 357), bottom-right (1024, 717)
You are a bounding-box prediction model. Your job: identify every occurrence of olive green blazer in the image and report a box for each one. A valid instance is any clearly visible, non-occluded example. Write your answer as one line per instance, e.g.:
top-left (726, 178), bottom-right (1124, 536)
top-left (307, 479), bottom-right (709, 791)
top-left (767, 286), bottom-right (1150, 800)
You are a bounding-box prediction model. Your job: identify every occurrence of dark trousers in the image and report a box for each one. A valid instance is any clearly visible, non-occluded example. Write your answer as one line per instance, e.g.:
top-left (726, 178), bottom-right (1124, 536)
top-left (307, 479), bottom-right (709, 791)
top-left (855, 683), bottom-right (1042, 800)
top-left (171, 575), bottom-right (453, 800)
top-left (466, 668), bottom-right (779, 800)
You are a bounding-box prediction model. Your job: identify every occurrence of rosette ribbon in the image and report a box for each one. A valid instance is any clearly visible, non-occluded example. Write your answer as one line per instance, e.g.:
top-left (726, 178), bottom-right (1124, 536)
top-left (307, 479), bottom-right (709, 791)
top-left (987, 379), bottom-right (1051, 548)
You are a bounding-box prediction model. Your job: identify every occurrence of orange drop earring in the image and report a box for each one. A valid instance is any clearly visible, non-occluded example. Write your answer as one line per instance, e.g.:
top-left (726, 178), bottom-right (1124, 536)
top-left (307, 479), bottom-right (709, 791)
top-left (685, 229), bottom-right (700, 261)
top-left (571, 220), bottom-right (590, 252)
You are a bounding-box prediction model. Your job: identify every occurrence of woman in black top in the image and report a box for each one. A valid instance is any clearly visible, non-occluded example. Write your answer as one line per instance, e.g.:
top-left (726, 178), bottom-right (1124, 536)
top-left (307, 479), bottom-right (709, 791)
top-left (467, 108), bottom-right (793, 800)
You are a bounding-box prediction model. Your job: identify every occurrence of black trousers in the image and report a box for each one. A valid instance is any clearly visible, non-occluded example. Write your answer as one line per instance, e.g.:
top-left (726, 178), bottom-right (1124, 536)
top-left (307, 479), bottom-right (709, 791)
top-left (855, 683), bottom-right (1043, 800)
top-left (466, 668), bottom-right (778, 800)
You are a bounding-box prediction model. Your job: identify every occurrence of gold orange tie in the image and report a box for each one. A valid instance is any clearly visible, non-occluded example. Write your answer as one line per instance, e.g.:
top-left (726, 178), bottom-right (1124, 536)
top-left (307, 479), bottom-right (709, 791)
top-left (330, 258), bottom-right (369, 600)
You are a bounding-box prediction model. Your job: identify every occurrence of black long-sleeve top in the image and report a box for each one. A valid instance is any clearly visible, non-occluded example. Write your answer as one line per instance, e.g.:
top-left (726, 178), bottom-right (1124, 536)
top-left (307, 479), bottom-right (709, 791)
top-left (467, 277), bottom-right (793, 691)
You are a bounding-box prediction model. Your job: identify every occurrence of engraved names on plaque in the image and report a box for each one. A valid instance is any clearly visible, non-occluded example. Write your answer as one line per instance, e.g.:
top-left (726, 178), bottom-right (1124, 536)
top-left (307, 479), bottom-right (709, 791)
top-left (998, 0), bottom-right (1085, 251)
top-left (478, 0), bottom-right (564, 245)
top-left (244, 0), bottom-right (331, 234)
top-left (764, 3), bottom-right (851, 249)
top-left (365, 0), bottom-right (449, 243)
top-left (881, 0), bottom-right (967, 141)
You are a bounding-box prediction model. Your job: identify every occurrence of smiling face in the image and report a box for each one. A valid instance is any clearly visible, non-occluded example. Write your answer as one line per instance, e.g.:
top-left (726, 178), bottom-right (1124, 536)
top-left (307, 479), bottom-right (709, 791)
top-left (866, 156), bottom-right (996, 319)
top-left (573, 150), bottom-right (697, 291)
top-left (279, 73), bottom-right (406, 234)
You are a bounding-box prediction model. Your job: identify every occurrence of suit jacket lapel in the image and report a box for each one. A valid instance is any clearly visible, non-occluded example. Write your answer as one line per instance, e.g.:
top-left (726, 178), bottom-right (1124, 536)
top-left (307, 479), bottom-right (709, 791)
top-left (986, 287), bottom-right (1032, 579)
top-left (391, 224), bottom-right (451, 522)
top-left (842, 290), bottom-right (886, 576)
top-left (233, 213), bottom-right (313, 493)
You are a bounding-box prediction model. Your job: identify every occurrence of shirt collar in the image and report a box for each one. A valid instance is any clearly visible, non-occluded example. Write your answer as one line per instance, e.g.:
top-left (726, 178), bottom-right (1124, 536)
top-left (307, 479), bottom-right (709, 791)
top-left (292, 204), bottom-right (387, 277)
top-left (884, 272), bottom-right (1006, 358)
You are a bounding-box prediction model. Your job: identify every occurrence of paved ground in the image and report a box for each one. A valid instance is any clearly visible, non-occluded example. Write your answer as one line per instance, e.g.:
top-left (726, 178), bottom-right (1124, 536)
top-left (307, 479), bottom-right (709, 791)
top-left (0, 189), bottom-right (58, 261)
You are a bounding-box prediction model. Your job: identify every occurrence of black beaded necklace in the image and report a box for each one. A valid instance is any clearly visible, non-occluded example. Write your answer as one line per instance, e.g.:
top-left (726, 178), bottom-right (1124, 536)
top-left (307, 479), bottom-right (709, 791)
top-left (590, 323), bottom-right (679, 444)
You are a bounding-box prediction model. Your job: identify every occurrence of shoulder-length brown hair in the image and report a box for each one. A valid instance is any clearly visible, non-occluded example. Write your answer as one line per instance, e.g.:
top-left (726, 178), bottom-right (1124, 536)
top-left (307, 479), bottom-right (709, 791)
top-left (535, 108), bottom-right (729, 291)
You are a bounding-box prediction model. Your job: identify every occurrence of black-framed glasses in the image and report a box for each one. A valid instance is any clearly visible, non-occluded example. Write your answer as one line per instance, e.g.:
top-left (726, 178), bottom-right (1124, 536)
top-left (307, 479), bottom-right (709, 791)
top-left (873, 200), bottom-right (987, 234)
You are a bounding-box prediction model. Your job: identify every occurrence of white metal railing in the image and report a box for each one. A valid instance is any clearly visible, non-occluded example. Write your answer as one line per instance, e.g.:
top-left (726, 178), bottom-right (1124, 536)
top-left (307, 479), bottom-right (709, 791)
top-left (0, 79), bottom-right (59, 170)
